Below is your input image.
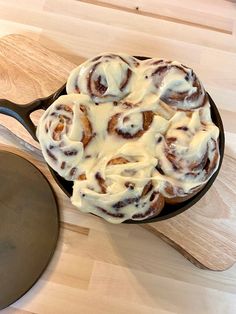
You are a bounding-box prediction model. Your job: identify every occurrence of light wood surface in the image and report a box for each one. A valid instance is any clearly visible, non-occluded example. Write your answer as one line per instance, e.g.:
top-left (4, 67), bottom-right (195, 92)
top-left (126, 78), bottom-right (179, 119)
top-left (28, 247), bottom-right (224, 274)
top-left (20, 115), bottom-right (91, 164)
top-left (0, 1), bottom-right (236, 313)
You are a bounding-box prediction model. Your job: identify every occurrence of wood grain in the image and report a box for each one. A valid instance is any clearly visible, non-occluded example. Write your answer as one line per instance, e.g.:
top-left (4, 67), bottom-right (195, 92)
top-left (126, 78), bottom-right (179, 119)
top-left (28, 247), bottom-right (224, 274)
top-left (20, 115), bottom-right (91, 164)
top-left (0, 1), bottom-right (236, 312)
top-left (78, 0), bottom-right (234, 33)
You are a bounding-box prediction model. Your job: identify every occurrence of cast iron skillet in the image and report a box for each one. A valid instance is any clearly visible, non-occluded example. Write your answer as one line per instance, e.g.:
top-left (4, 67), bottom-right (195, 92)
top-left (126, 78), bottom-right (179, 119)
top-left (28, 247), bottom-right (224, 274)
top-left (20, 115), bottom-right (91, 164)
top-left (0, 57), bottom-right (225, 224)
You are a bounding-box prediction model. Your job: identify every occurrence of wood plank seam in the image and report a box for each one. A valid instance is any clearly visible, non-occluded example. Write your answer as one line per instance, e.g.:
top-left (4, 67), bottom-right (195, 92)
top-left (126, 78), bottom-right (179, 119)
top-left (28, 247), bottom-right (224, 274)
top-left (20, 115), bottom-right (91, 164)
top-left (78, 0), bottom-right (232, 34)
top-left (60, 222), bottom-right (90, 236)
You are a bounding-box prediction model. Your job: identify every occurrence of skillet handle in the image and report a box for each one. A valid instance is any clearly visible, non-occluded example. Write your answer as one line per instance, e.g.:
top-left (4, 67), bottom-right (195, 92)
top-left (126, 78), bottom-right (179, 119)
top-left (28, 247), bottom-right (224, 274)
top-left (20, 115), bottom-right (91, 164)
top-left (0, 84), bottom-right (66, 142)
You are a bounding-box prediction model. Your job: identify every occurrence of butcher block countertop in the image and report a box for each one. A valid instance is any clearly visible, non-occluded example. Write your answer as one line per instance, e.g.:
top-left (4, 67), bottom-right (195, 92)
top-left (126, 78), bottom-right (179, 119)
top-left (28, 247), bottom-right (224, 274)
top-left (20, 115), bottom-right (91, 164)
top-left (1, 1), bottom-right (236, 313)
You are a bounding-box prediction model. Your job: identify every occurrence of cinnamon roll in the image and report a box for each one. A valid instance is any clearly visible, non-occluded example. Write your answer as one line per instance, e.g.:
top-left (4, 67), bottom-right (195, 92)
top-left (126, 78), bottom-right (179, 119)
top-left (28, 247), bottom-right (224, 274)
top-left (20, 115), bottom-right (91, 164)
top-left (107, 110), bottom-right (154, 139)
top-left (129, 59), bottom-right (206, 113)
top-left (154, 109), bottom-right (219, 202)
top-left (71, 146), bottom-right (164, 223)
top-left (66, 53), bottom-right (139, 103)
top-left (36, 94), bottom-right (93, 180)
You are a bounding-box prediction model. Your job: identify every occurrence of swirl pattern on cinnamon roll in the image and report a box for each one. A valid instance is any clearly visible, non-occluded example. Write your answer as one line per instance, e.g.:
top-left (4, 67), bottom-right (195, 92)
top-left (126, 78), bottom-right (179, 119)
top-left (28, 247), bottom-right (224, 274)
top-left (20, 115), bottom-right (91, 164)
top-left (154, 109), bottom-right (219, 201)
top-left (126, 59), bottom-right (206, 117)
top-left (66, 53), bottom-right (139, 103)
top-left (142, 59), bottom-right (206, 110)
top-left (36, 94), bottom-right (94, 180)
top-left (72, 145), bottom-right (164, 223)
top-left (37, 53), bottom-right (221, 223)
top-left (107, 110), bottom-right (154, 139)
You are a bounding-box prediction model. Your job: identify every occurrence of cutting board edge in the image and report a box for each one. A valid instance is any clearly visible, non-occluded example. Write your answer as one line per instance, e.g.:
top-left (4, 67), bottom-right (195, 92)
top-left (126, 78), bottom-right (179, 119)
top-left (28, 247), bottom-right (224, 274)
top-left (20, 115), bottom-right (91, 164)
top-left (142, 224), bottom-right (236, 271)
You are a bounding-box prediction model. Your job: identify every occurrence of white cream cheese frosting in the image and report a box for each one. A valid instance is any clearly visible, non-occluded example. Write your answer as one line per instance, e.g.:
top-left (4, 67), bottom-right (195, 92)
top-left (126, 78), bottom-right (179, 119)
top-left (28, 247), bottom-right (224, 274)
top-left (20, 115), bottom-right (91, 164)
top-left (37, 53), bottom-right (220, 223)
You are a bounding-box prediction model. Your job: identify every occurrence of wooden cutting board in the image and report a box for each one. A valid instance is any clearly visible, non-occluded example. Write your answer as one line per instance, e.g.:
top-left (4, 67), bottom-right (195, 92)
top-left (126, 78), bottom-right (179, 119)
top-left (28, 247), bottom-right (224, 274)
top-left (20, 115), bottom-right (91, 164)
top-left (0, 34), bottom-right (235, 272)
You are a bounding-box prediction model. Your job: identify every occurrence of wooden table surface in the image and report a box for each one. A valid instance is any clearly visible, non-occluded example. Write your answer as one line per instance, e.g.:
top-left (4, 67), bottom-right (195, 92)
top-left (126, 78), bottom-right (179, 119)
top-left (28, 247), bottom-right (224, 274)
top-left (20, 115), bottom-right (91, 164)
top-left (0, 1), bottom-right (236, 313)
